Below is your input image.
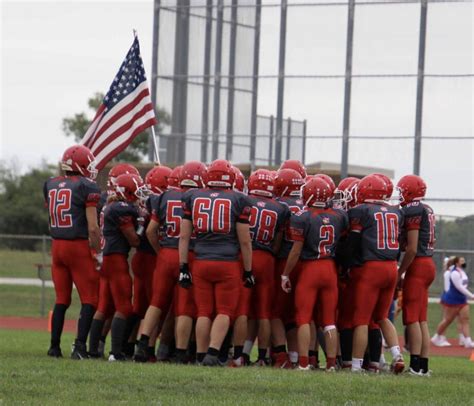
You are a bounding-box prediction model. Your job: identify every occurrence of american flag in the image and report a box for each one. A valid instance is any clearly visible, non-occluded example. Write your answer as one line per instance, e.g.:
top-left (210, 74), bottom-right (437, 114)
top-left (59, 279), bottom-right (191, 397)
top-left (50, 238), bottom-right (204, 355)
top-left (81, 36), bottom-right (157, 170)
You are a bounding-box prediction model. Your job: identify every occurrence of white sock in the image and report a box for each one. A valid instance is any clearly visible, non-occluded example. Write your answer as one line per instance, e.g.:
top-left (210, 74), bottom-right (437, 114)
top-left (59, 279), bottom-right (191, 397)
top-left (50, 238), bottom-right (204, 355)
top-left (243, 340), bottom-right (254, 355)
top-left (351, 358), bottom-right (363, 371)
top-left (379, 353), bottom-right (386, 365)
top-left (459, 334), bottom-right (466, 342)
top-left (390, 345), bottom-right (401, 359)
top-left (289, 351), bottom-right (298, 363)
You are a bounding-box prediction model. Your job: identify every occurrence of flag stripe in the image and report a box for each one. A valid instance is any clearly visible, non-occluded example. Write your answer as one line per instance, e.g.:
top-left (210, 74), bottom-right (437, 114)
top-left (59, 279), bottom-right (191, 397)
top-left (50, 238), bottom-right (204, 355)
top-left (92, 101), bottom-right (155, 156)
top-left (87, 82), bottom-right (150, 148)
top-left (82, 104), bottom-right (106, 147)
top-left (94, 113), bottom-right (157, 170)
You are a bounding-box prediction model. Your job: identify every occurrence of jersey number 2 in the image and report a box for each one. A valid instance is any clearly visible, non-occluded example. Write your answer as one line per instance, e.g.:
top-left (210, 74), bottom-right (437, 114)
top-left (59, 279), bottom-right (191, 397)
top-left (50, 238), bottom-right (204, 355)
top-left (48, 189), bottom-right (72, 228)
top-left (374, 212), bottom-right (399, 250)
top-left (318, 225), bottom-right (335, 258)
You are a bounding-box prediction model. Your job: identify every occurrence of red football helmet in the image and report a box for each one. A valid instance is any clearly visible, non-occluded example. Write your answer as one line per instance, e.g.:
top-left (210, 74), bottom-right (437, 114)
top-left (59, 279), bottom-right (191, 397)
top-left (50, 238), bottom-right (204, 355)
top-left (346, 179), bottom-right (360, 209)
top-left (357, 174), bottom-right (390, 203)
top-left (279, 159), bottom-right (307, 179)
top-left (333, 177), bottom-right (359, 209)
top-left (61, 145), bottom-right (98, 180)
top-left (303, 177), bottom-right (332, 207)
top-left (274, 168), bottom-right (304, 197)
top-left (248, 169), bottom-right (274, 198)
top-left (373, 173), bottom-right (394, 198)
top-left (206, 159), bottom-right (235, 188)
top-left (114, 173), bottom-right (148, 202)
top-left (180, 161), bottom-right (207, 188)
top-left (397, 174), bottom-right (427, 206)
top-left (145, 165), bottom-right (172, 195)
top-left (269, 170), bottom-right (278, 180)
top-left (314, 174), bottom-right (336, 194)
top-left (107, 163), bottom-right (140, 190)
top-left (168, 165), bottom-right (183, 189)
top-left (232, 166), bottom-right (245, 192)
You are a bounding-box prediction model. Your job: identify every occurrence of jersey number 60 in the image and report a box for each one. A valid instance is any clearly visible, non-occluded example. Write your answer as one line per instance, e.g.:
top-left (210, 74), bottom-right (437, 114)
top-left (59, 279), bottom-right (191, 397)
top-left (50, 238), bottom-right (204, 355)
top-left (193, 198), bottom-right (232, 234)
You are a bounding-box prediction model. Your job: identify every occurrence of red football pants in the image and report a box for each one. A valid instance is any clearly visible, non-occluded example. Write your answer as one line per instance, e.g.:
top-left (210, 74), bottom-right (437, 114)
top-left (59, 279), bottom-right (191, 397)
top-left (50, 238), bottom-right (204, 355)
top-left (295, 259), bottom-right (338, 327)
top-left (351, 260), bottom-right (398, 327)
top-left (51, 239), bottom-right (99, 307)
top-left (102, 253), bottom-right (133, 318)
top-left (174, 252), bottom-right (197, 318)
top-left (236, 250), bottom-right (275, 319)
top-left (193, 259), bottom-right (241, 318)
top-left (150, 248), bottom-right (179, 315)
top-left (131, 250), bottom-right (156, 318)
top-left (402, 257), bottom-right (436, 325)
top-left (272, 259), bottom-right (301, 325)
top-left (97, 275), bottom-right (115, 318)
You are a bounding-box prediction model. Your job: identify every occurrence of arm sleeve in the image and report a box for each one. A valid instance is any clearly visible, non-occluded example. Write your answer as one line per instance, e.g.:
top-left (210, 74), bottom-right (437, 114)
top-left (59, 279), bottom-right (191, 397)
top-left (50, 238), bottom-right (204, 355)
top-left (402, 203), bottom-right (423, 231)
top-left (287, 211), bottom-right (306, 242)
top-left (236, 195), bottom-right (251, 224)
top-left (450, 271), bottom-right (474, 299)
top-left (348, 206), bottom-right (364, 233)
top-left (181, 191), bottom-right (192, 221)
top-left (82, 180), bottom-right (101, 208)
top-left (149, 195), bottom-right (161, 223)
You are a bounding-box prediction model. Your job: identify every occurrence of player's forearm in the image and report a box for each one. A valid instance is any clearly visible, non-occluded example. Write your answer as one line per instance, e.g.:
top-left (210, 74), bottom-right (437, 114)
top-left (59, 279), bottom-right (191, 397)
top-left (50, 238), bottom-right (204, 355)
top-left (398, 249), bottom-right (416, 275)
top-left (240, 241), bottom-right (252, 272)
top-left (282, 244), bottom-right (301, 277)
top-left (88, 226), bottom-right (101, 252)
top-left (179, 219), bottom-right (192, 265)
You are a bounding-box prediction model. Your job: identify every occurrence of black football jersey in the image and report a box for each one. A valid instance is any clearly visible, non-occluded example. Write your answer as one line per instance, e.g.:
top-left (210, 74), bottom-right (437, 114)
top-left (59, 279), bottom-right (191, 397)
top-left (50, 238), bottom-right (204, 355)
top-left (401, 201), bottom-right (435, 257)
top-left (150, 189), bottom-right (186, 249)
top-left (43, 176), bottom-right (101, 240)
top-left (182, 188), bottom-right (251, 261)
top-left (276, 196), bottom-right (306, 259)
top-left (246, 195), bottom-right (290, 253)
top-left (102, 201), bottom-right (139, 255)
top-left (289, 207), bottom-right (348, 260)
top-left (348, 203), bottom-right (403, 262)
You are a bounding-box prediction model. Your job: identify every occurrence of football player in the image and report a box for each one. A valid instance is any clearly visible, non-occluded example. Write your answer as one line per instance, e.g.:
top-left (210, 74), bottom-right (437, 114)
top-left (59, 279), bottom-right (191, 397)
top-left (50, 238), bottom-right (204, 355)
top-left (397, 175), bottom-right (436, 375)
top-left (178, 159), bottom-right (254, 366)
top-left (341, 174), bottom-right (405, 373)
top-left (44, 145), bottom-right (101, 359)
top-left (279, 159), bottom-right (307, 179)
top-left (233, 169), bottom-right (290, 366)
top-left (133, 161), bottom-right (206, 363)
top-left (271, 168), bottom-right (305, 368)
top-left (102, 173), bottom-right (147, 361)
top-left (88, 163), bottom-right (140, 358)
top-left (281, 177), bottom-right (348, 371)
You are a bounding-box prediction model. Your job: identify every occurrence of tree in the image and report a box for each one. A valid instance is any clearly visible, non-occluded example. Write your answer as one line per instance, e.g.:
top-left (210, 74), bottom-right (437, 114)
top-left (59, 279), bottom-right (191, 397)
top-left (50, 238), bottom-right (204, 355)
top-left (62, 93), bottom-right (171, 162)
top-left (0, 163), bottom-right (56, 249)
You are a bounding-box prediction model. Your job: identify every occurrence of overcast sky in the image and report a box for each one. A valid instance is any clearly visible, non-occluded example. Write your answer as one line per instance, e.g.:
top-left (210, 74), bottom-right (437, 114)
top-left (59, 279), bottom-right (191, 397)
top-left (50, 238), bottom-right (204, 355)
top-left (1, 0), bottom-right (473, 216)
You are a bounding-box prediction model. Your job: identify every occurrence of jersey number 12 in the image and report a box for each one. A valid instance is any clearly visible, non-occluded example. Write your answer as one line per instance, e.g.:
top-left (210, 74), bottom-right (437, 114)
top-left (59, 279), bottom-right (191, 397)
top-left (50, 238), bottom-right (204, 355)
top-left (48, 189), bottom-right (72, 228)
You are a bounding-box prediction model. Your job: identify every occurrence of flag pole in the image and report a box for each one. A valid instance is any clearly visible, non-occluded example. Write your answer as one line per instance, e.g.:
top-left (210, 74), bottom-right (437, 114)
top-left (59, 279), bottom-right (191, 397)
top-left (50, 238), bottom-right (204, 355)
top-left (151, 126), bottom-right (161, 165)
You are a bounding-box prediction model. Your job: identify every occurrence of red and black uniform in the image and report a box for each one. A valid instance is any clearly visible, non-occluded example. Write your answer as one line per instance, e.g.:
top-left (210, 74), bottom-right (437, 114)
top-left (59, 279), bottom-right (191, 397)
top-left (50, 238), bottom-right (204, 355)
top-left (288, 208), bottom-right (348, 327)
top-left (273, 196), bottom-right (306, 324)
top-left (131, 198), bottom-right (156, 318)
top-left (102, 201), bottom-right (138, 318)
top-left (236, 195), bottom-right (290, 320)
top-left (182, 188), bottom-right (251, 318)
top-left (148, 189), bottom-right (196, 318)
top-left (44, 176), bottom-right (101, 307)
top-left (348, 203), bottom-right (403, 326)
top-left (401, 201), bottom-right (436, 325)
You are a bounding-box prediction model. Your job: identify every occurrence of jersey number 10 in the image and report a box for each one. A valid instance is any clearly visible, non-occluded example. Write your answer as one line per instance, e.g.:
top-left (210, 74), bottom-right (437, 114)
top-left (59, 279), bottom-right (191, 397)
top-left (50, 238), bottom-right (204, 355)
top-left (374, 212), bottom-right (399, 250)
top-left (48, 189), bottom-right (72, 228)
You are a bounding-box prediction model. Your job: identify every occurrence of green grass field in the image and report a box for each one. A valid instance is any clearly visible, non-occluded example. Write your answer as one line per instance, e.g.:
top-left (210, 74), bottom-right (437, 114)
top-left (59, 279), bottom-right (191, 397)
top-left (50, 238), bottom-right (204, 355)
top-left (0, 249), bottom-right (51, 279)
top-left (0, 329), bottom-right (473, 405)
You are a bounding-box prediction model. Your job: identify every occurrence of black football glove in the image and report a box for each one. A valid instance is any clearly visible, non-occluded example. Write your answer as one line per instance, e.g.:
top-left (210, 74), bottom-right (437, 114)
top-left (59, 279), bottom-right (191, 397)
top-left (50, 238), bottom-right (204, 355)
top-left (243, 270), bottom-right (255, 289)
top-left (178, 263), bottom-right (192, 289)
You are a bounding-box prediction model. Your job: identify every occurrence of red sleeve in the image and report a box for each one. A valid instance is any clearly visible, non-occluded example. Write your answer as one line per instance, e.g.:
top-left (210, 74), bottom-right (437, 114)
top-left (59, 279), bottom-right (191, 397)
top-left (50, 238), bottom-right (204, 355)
top-left (86, 192), bottom-right (101, 207)
top-left (288, 226), bottom-right (305, 242)
top-left (237, 205), bottom-right (251, 224)
top-left (349, 218), bottom-right (363, 232)
top-left (405, 215), bottom-right (421, 231)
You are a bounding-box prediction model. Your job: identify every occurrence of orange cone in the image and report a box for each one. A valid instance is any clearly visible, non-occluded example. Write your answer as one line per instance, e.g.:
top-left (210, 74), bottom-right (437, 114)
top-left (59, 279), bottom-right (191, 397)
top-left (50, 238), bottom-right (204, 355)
top-left (47, 310), bottom-right (53, 332)
top-left (470, 350), bottom-right (474, 362)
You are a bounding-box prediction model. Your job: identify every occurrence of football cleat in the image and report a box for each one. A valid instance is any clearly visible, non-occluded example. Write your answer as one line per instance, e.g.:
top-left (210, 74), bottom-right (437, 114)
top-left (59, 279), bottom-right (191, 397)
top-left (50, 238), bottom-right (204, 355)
top-left (297, 365), bottom-right (313, 371)
top-left (202, 354), bottom-right (220, 367)
top-left (431, 334), bottom-right (451, 347)
top-left (422, 369), bottom-right (433, 377)
top-left (255, 358), bottom-right (269, 367)
top-left (408, 368), bottom-right (424, 376)
top-left (390, 355), bottom-right (405, 374)
top-left (71, 340), bottom-right (89, 360)
top-left (325, 366), bottom-right (337, 373)
top-left (229, 356), bottom-right (246, 368)
top-left (273, 352), bottom-right (293, 369)
top-left (108, 353), bottom-right (127, 362)
top-left (133, 341), bottom-right (149, 363)
top-left (47, 346), bottom-right (63, 358)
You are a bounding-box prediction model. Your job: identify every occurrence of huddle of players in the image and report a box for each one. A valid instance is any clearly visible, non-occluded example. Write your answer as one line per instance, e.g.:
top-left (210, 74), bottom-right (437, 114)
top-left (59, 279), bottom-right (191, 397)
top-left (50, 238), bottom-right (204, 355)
top-left (44, 144), bottom-right (436, 376)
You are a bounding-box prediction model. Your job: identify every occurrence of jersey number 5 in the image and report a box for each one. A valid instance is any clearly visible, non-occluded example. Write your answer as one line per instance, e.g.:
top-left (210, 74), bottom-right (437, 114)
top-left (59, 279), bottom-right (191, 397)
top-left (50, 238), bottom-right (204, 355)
top-left (374, 212), bottom-right (399, 250)
top-left (48, 189), bottom-right (72, 228)
top-left (193, 198), bottom-right (232, 234)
